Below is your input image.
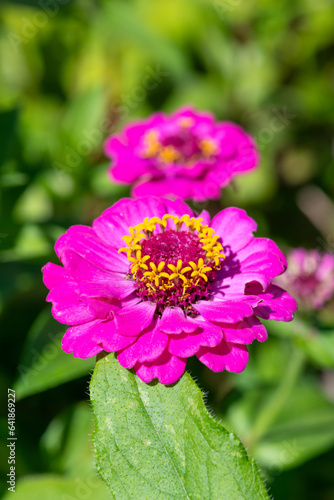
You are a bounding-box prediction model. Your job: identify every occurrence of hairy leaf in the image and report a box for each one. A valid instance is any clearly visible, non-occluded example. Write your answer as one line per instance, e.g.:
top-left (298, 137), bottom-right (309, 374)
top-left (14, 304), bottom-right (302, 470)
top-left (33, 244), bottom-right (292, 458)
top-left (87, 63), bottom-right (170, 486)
top-left (90, 353), bottom-right (269, 500)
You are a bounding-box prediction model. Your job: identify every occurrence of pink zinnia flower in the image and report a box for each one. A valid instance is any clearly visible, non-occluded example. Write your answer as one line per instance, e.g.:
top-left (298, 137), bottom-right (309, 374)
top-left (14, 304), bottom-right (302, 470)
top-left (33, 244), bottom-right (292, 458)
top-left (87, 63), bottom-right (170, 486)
top-left (105, 107), bottom-right (259, 201)
top-left (276, 248), bottom-right (334, 310)
top-left (42, 197), bottom-right (296, 384)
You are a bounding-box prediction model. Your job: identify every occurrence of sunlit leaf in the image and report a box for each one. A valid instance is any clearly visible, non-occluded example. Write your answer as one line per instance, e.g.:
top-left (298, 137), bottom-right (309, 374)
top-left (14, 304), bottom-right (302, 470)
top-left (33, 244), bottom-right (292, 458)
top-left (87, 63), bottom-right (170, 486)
top-left (90, 352), bottom-right (269, 500)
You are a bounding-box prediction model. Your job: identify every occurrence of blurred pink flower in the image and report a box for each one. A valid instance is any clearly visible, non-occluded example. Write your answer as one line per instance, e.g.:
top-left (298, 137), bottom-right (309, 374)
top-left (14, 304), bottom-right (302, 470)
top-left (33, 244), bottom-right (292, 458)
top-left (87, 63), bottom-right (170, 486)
top-left (43, 197), bottom-right (296, 384)
top-left (276, 248), bottom-right (334, 310)
top-left (105, 107), bottom-right (259, 201)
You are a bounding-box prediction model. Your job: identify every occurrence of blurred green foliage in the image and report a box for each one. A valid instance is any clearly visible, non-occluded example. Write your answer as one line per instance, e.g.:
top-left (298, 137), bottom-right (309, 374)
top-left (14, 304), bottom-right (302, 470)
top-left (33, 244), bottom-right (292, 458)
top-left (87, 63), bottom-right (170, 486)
top-left (0, 0), bottom-right (334, 498)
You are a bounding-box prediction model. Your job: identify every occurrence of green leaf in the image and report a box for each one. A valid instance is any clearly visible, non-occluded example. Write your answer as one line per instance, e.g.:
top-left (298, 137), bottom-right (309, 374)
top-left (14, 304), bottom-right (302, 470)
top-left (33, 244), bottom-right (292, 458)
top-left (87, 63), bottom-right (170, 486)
top-left (41, 402), bottom-right (97, 477)
top-left (90, 353), bottom-right (269, 500)
top-left (227, 382), bottom-right (334, 471)
top-left (14, 342), bottom-right (93, 400)
top-left (2, 475), bottom-right (111, 500)
top-left (254, 382), bottom-right (334, 470)
top-left (14, 309), bottom-right (94, 399)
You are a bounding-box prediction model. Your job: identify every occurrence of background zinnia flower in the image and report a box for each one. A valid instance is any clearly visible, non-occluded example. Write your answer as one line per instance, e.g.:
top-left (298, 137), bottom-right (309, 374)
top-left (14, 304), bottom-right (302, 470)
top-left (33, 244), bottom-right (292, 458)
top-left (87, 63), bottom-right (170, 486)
top-left (105, 107), bottom-right (259, 202)
top-left (275, 248), bottom-right (334, 310)
top-left (42, 197), bottom-right (297, 384)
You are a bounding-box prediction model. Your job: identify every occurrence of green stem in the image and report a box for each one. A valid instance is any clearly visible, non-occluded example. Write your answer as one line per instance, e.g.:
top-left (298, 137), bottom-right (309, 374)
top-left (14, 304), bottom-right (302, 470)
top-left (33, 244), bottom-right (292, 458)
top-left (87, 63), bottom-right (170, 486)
top-left (246, 344), bottom-right (305, 450)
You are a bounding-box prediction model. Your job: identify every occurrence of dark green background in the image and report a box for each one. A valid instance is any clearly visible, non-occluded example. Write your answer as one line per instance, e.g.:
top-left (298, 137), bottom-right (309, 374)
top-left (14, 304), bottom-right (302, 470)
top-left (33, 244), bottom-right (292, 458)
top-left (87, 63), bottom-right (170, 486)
top-left (1, 0), bottom-right (334, 498)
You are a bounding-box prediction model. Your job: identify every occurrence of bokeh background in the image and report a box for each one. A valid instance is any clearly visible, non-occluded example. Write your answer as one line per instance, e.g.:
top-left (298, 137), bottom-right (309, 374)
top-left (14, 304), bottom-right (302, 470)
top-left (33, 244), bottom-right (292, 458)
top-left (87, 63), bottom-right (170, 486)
top-left (1, 0), bottom-right (334, 498)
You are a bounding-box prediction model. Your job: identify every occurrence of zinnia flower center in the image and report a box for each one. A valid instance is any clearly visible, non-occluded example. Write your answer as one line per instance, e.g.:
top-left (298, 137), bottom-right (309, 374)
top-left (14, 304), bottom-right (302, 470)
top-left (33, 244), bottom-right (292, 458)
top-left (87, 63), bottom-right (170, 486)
top-left (141, 118), bottom-right (218, 165)
top-left (119, 215), bottom-right (225, 315)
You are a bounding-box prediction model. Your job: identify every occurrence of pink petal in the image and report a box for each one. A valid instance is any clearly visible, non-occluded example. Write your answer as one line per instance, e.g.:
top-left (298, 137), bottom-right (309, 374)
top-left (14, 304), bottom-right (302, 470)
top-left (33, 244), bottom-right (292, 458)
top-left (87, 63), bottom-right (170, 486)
top-left (238, 237), bottom-right (287, 269)
top-left (197, 209), bottom-right (211, 226)
top-left (197, 341), bottom-right (249, 373)
top-left (47, 282), bottom-right (97, 325)
top-left (133, 178), bottom-right (194, 200)
top-left (161, 198), bottom-right (194, 218)
top-left (55, 225), bottom-right (128, 273)
top-left (62, 320), bottom-right (104, 358)
top-left (254, 284), bottom-right (298, 321)
top-left (134, 352), bottom-right (187, 385)
top-left (317, 253), bottom-right (334, 279)
top-left (214, 124), bottom-right (258, 175)
top-left (122, 112), bottom-right (166, 144)
top-left (42, 262), bottom-right (70, 290)
top-left (222, 317), bottom-right (267, 344)
top-left (168, 320), bottom-right (223, 357)
top-left (211, 207), bottom-right (257, 253)
top-left (159, 307), bottom-right (198, 335)
top-left (77, 280), bottom-right (135, 301)
top-left (61, 249), bottom-right (113, 281)
top-left (211, 274), bottom-right (261, 303)
top-left (93, 214), bottom-right (130, 251)
top-left (114, 301), bottom-right (156, 336)
top-left (236, 241), bottom-right (287, 287)
top-left (246, 317), bottom-right (268, 342)
top-left (93, 197), bottom-right (166, 247)
top-left (88, 320), bottom-right (137, 351)
top-left (60, 250), bottom-right (134, 299)
top-left (85, 297), bottom-right (115, 319)
top-left (191, 179), bottom-right (221, 202)
top-left (106, 137), bottom-right (149, 183)
top-left (173, 106), bottom-right (215, 125)
top-left (194, 299), bottom-right (254, 324)
top-left (117, 323), bottom-right (168, 368)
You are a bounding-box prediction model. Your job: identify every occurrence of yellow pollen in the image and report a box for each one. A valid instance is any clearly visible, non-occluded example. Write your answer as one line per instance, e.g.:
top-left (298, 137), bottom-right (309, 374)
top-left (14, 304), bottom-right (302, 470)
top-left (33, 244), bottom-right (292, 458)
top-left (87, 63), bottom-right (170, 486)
top-left (142, 125), bottom-right (218, 167)
top-left (142, 130), bottom-right (161, 158)
top-left (138, 216), bottom-right (163, 234)
top-left (158, 145), bottom-right (180, 164)
top-left (167, 260), bottom-right (190, 283)
top-left (188, 258), bottom-right (213, 282)
top-left (199, 138), bottom-right (218, 157)
top-left (118, 228), bottom-right (145, 254)
top-left (143, 262), bottom-right (169, 287)
top-left (119, 214), bottom-right (225, 300)
top-left (128, 250), bottom-right (150, 276)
